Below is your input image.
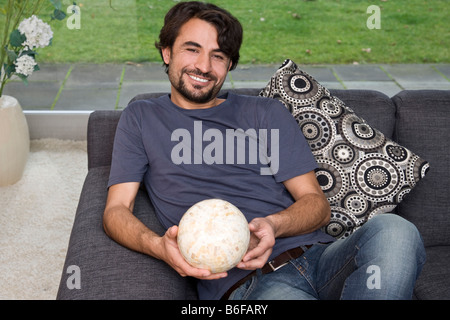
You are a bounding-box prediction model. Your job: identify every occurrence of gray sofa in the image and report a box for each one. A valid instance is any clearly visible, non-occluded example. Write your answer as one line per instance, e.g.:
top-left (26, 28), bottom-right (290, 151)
top-left (57, 88), bottom-right (450, 300)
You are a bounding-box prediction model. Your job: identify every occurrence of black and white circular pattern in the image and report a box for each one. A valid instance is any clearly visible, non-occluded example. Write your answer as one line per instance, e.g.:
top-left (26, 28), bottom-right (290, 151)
top-left (318, 96), bottom-right (346, 119)
top-left (351, 153), bottom-right (404, 203)
top-left (406, 155), bottom-right (430, 187)
top-left (328, 139), bottom-right (363, 169)
top-left (341, 114), bottom-right (385, 151)
top-left (293, 107), bottom-right (336, 155)
top-left (384, 142), bottom-right (410, 165)
top-left (315, 157), bottom-right (349, 204)
top-left (278, 71), bottom-right (327, 110)
top-left (323, 207), bottom-right (359, 239)
top-left (395, 186), bottom-right (412, 203)
top-left (341, 191), bottom-right (371, 219)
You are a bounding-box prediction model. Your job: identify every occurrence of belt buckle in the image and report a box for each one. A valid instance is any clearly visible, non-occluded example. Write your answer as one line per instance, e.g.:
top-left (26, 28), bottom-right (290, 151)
top-left (268, 260), bottom-right (289, 272)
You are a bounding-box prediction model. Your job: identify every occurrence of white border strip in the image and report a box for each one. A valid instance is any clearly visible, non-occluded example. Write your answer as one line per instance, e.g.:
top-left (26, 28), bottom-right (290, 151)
top-left (23, 110), bottom-right (93, 141)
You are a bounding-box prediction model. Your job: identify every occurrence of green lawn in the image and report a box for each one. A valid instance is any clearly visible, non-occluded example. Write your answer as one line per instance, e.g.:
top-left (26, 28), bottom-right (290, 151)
top-left (3, 0), bottom-right (449, 65)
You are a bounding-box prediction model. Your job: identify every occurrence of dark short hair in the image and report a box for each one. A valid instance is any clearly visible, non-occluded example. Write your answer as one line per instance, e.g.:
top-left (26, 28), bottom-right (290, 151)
top-left (155, 1), bottom-right (243, 73)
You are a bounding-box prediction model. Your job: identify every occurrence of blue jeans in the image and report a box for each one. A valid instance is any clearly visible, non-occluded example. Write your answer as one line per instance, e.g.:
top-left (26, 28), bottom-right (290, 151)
top-left (229, 214), bottom-right (426, 300)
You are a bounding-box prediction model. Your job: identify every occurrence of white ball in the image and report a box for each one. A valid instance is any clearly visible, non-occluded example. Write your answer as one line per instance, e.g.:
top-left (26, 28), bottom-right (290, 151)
top-left (177, 199), bottom-right (250, 273)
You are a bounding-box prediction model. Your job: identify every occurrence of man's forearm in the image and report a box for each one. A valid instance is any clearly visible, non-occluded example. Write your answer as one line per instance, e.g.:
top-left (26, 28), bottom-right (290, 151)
top-left (103, 205), bottom-right (163, 258)
top-left (267, 192), bottom-right (331, 238)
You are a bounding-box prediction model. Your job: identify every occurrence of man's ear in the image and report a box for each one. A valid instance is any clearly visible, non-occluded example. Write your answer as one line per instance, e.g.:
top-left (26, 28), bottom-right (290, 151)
top-left (162, 47), bottom-right (171, 65)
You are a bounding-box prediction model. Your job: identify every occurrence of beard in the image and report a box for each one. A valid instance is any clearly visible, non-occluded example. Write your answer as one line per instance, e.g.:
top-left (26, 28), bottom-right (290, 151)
top-left (168, 66), bottom-right (223, 104)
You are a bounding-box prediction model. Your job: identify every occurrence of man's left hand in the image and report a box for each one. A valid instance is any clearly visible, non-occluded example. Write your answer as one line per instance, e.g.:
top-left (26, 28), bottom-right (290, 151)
top-left (237, 217), bottom-right (276, 270)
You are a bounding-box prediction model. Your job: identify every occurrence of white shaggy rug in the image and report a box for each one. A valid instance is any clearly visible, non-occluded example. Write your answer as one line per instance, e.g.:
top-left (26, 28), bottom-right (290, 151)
top-left (0, 139), bottom-right (87, 300)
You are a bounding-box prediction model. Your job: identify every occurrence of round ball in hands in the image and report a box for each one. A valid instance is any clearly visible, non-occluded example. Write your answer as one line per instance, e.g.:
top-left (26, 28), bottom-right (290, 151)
top-left (177, 199), bottom-right (250, 273)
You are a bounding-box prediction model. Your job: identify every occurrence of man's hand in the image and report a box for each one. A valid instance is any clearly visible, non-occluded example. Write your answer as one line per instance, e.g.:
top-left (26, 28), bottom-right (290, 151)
top-left (237, 217), bottom-right (276, 270)
top-left (157, 225), bottom-right (228, 280)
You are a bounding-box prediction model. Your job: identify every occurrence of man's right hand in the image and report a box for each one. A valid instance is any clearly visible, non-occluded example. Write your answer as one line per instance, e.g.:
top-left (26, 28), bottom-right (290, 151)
top-left (156, 225), bottom-right (228, 280)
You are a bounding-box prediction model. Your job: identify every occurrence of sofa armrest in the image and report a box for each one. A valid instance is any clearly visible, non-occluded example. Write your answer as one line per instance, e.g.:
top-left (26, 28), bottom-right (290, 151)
top-left (56, 166), bottom-right (198, 299)
top-left (87, 110), bottom-right (122, 170)
top-left (58, 109), bottom-right (198, 299)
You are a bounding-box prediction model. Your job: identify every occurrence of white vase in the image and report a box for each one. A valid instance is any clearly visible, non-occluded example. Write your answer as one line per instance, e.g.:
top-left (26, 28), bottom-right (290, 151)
top-left (0, 95), bottom-right (30, 186)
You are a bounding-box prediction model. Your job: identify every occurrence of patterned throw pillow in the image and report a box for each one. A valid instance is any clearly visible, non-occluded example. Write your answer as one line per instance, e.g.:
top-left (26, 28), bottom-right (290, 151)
top-left (260, 59), bottom-right (429, 239)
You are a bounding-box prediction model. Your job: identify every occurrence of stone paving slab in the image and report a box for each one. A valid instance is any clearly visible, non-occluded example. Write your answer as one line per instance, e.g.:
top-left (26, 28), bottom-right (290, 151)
top-left (228, 65), bottom-right (278, 82)
top-left (319, 81), bottom-right (346, 90)
top-left (435, 65), bottom-right (450, 80)
top-left (123, 63), bottom-right (167, 82)
top-left (64, 63), bottom-right (123, 89)
top-left (119, 81), bottom-right (171, 108)
top-left (223, 81), bottom-right (268, 90)
top-left (381, 64), bottom-right (450, 90)
top-left (381, 64), bottom-right (447, 81)
top-left (333, 65), bottom-right (391, 81)
top-left (25, 63), bottom-right (70, 82)
top-left (5, 63), bottom-right (449, 111)
top-left (301, 66), bottom-right (339, 83)
top-left (341, 81), bottom-right (402, 98)
top-left (54, 87), bottom-right (118, 110)
top-left (3, 81), bottom-right (61, 109)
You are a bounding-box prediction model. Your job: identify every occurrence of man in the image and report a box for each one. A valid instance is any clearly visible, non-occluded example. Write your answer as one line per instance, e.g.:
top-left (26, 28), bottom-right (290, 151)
top-left (103, 1), bottom-right (425, 300)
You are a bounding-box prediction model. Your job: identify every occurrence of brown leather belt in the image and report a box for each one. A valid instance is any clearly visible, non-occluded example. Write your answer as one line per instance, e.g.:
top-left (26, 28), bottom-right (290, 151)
top-left (221, 245), bottom-right (312, 300)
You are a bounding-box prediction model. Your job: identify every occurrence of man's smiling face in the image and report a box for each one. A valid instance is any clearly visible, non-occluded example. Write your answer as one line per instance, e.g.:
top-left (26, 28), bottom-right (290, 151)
top-left (161, 18), bottom-right (232, 109)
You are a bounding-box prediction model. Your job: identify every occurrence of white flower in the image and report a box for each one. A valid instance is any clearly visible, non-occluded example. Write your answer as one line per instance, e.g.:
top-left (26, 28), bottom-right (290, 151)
top-left (14, 55), bottom-right (37, 77)
top-left (18, 15), bottom-right (53, 50)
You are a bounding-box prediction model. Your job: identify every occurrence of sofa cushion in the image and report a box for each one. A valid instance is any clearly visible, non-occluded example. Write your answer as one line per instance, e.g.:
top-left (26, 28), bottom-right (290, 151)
top-left (56, 166), bottom-right (198, 299)
top-left (413, 246), bottom-right (450, 299)
top-left (260, 60), bottom-right (429, 240)
top-left (393, 90), bottom-right (450, 247)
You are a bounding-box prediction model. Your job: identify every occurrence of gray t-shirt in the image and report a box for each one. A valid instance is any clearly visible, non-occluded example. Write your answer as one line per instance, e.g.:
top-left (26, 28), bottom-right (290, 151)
top-left (108, 92), bottom-right (334, 299)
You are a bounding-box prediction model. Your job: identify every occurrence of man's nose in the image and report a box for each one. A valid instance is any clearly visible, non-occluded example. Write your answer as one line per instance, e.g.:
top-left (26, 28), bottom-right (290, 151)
top-left (194, 52), bottom-right (212, 74)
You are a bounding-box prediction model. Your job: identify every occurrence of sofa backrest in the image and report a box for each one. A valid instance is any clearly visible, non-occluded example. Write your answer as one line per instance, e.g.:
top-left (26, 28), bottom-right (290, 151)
top-left (392, 90), bottom-right (450, 247)
top-left (90, 89), bottom-right (396, 171)
top-left (87, 110), bottom-right (122, 170)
